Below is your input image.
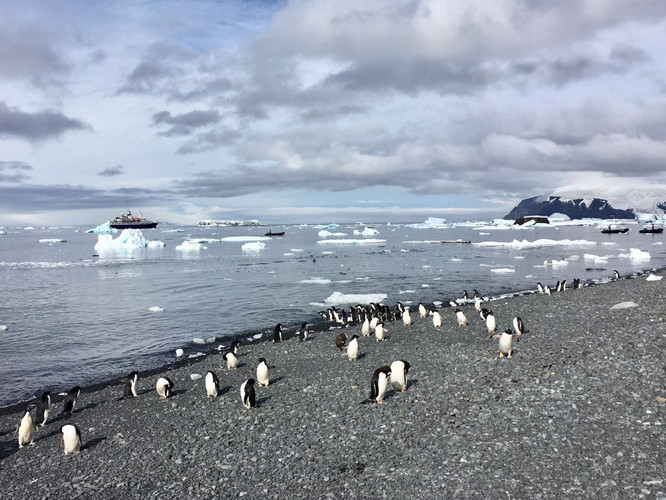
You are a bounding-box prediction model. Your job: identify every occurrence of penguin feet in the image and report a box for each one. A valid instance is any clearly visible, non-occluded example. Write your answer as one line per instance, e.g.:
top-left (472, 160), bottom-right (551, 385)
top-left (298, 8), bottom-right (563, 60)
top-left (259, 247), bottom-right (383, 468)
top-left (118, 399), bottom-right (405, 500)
top-left (499, 353), bottom-right (504, 358)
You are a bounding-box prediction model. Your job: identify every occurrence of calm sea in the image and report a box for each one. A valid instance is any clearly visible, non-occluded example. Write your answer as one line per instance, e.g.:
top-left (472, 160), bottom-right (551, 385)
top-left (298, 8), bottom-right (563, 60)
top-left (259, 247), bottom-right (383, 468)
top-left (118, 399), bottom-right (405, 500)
top-left (0, 220), bottom-right (663, 406)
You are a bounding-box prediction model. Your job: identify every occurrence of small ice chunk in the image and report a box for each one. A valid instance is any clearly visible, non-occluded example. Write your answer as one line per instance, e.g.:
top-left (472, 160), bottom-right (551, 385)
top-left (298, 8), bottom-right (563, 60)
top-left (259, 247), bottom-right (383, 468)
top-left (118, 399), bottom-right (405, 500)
top-left (490, 268), bottom-right (515, 274)
top-left (148, 306), bottom-right (164, 312)
top-left (190, 373), bottom-right (202, 381)
top-left (0, 325), bottom-right (7, 331)
top-left (175, 348), bottom-right (184, 357)
top-left (610, 301), bottom-right (639, 310)
top-left (551, 259), bottom-right (568, 269)
top-left (646, 274), bottom-right (663, 281)
top-left (188, 352), bottom-right (204, 359)
top-left (242, 241), bottom-right (266, 253)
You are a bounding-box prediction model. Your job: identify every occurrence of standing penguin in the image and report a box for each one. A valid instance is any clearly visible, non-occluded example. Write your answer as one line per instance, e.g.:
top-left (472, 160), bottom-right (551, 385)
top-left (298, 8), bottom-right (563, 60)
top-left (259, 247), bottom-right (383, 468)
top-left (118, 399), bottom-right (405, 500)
top-left (418, 302), bottom-right (427, 318)
top-left (369, 366), bottom-right (392, 404)
top-left (223, 350), bottom-right (239, 370)
top-left (18, 406), bottom-right (36, 448)
top-left (455, 309), bottom-right (468, 327)
top-left (123, 372), bottom-right (139, 399)
top-left (512, 317), bottom-right (529, 336)
top-left (256, 358), bottom-right (269, 387)
top-left (60, 424), bottom-right (81, 455)
top-left (155, 377), bottom-right (174, 399)
top-left (374, 323), bottom-right (387, 342)
top-left (474, 296), bottom-right (484, 312)
top-left (204, 371), bottom-right (219, 398)
top-left (35, 392), bottom-right (51, 427)
top-left (499, 329), bottom-right (514, 359)
top-left (229, 340), bottom-right (241, 355)
top-left (299, 322), bottom-right (308, 342)
top-left (361, 317), bottom-right (371, 337)
top-left (537, 282), bottom-right (544, 294)
top-left (613, 270), bottom-right (620, 281)
top-left (389, 360), bottom-right (411, 392)
top-left (61, 386), bottom-right (81, 416)
top-left (544, 285), bottom-right (552, 296)
top-left (402, 308), bottom-right (412, 327)
top-left (273, 323), bottom-right (283, 343)
top-left (369, 315), bottom-right (380, 330)
top-left (335, 332), bottom-right (347, 351)
top-left (431, 309), bottom-right (442, 329)
top-left (479, 308), bottom-right (490, 321)
top-left (485, 311), bottom-right (497, 334)
top-left (347, 335), bottom-right (360, 361)
top-left (240, 379), bottom-right (256, 409)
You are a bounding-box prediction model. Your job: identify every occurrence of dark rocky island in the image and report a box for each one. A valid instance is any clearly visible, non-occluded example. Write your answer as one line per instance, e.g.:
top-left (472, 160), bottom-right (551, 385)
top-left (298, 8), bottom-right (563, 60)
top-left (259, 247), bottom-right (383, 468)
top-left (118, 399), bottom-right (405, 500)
top-left (504, 195), bottom-right (636, 220)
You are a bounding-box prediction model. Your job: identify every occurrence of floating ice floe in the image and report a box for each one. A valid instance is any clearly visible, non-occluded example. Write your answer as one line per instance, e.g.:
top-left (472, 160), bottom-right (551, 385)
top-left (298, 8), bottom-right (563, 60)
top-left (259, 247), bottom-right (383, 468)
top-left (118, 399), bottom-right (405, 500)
top-left (39, 239), bottom-right (67, 244)
top-left (86, 222), bottom-right (117, 234)
top-left (610, 301), bottom-right (639, 310)
top-left (94, 229), bottom-right (165, 251)
top-left (473, 238), bottom-right (597, 250)
top-left (317, 239), bottom-right (386, 245)
top-left (299, 277), bottom-right (332, 284)
top-left (176, 240), bottom-right (207, 251)
top-left (323, 291), bottom-right (387, 306)
top-left (318, 230), bottom-right (347, 237)
top-left (190, 373), bottom-right (202, 381)
top-left (161, 228), bottom-right (185, 233)
top-left (193, 337), bottom-right (216, 345)
top-left (148, 306), bottom-right (164, 312)
top-left (353, 226), bottom-right (380, 236)
top-left (618, 248), bottom-right (650, 261)
top-left (291, 248), bottom-right (305, 252)
top-left (584, 253), bottom-right (611, 264)
top-left (242, 241), bottom-right (266, 253)
top-left (646, 274), bottom-right (663, 281)
top-left (221, 236), bottom-right (271, 242)
top-left (175, 348), bottom-right (184, 357)
top-left (405, 217), bottom-right (448, 229)
top-left (551, 259), bottom-right (569, 269)
top-left (0, 325), bottom-right (7, 331)
top-left (490, 268), bottom-right (515, 274)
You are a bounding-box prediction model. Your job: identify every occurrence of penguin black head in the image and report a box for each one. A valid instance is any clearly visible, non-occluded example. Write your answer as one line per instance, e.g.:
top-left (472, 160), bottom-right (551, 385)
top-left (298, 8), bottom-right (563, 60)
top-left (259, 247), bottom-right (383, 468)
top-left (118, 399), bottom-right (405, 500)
top-left (230, 340), bottom-right (241, 353)
top-left (258, 357), bottom-right (267, 364)
top-left (401, 360), bottom-right (411, 373)
top-left (246, 378), bottom-right (255, 387)
top-left (350, 334), bottom-right (359, 340)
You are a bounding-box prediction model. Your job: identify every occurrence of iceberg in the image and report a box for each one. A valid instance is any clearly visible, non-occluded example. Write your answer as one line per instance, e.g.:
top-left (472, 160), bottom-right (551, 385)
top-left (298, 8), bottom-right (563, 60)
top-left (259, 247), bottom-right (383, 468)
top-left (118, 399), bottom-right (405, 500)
top-left (473, 239), bottom-right (597, 250)
top-left (94, 229), bottom-right (165, 251)
top-left (646, 273), bottom-right (662, 281)
top-left (242, 241), bottom-right (266, 253)
top-left (490, 268), bottom-right (516, 274)
top-left (176, 240), bottom-right (207, 251)
top-left (618, 248), bottom-right (650, 261)
top-left (323, 291), bottom-right (387, 306)
top-left (317, 239), bottom-right (386, 245)
top-left (551, 259), bottom-right (569, 269)
top-left (318, 230), bottom-right (347, 237)
top-left (353, 226), bottom-right (380, 236)
top-left (86, 221), bottom-right (117, 234)
top-left (406, 217), bottom-right (448, 229)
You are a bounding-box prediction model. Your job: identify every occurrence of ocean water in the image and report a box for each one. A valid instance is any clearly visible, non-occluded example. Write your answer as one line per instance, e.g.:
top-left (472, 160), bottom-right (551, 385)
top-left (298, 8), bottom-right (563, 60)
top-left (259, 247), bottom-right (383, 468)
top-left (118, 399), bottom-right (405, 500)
top-left (0, 220), bottom-right (664, 406)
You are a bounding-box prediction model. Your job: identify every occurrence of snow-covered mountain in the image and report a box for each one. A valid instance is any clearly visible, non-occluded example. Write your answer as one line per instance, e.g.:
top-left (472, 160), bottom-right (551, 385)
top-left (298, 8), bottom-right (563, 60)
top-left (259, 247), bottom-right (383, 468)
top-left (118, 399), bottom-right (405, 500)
top-left (503, 195), bottom-right (636, 220)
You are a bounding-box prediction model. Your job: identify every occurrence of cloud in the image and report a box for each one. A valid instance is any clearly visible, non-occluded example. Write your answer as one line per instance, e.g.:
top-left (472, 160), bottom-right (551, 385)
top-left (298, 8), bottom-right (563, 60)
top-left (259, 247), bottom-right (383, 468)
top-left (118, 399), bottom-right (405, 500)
top-left (98, 165), bottom-right (124, 177)
top-left (0, 101), bottom-right (89, 142)
top-left (152, 109), bottom-right (221, 137)
top-left (0, 161), bottom-right (32, 183)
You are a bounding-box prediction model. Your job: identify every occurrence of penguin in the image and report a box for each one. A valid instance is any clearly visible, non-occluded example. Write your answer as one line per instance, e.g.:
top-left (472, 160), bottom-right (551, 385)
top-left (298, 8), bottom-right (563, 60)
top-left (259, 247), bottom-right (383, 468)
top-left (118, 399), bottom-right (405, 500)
top-left (390, 360), bottom-right (411, 392)
top-left (229, 340), bottom-right (241, 355)
top-left (256, 358), bottom-right (269, 387)
top-left (347, 335), bottom-right (360, 361)
top-left (299, 322), bottom-right (308, 342)
top-left (613, 270), bottom-right (620, 281)
top-left (559, 279), bottom-right (567, 292)
top-left (512, 317), bottom-right (529, 336)
top-left (572, 278), bottom-right (581, 289)
top-left (361, 316), bottom-right (371, 337)
top-left (418, 302), bottom-right (427, 318)
top-left (60, 424), bottom-right (81, 455)
top-left (223, 350), bottom-right (239, 370)
top-left (537, 282), bottom-right (544, 294)
top-left (155, 377), bottom-right (174, 399)
top-left (123, 371), bottom-right (139, 399)
top-left (205, 371), bottom-right (219, 398)
top-left (335, 332), bottom-right (347, 351)
top-left (431, 309), bottom-right (442, 329)
top-left (369, 315), bottom-right (380, 330)
top-left (369, 366), bottom-right (392, 404)
top-left (35, 391), bottom-right (51, 427)
top-left (273, 323), bottom-right (283, 343)
top-left (544, 285), bottom-right (552, 296)
top-left (402, 308), bottom-right (412, 327)
top-left (455, 308), bottom-right (468, 327)
top-left (479, 308), bottom-right (490, 321)
top-left (61, 386), bottom-right (81, 416)
top-left (240, 378), bottom-right (256, 409)
top-left (462, 290), bottom-right (469, 303)
top-left (374, 322), bottom-right (387, 342)
top-left (485, 311), bottom-right (496, 334)
top-left (396, 301), bottom-right (405, 315)
top-left (499, 329), bottom-right (514, 359)
top-left (18, 406), bottom-right (36, 448)
top-left (474, 296), bottom-right (483, 312)
top-left (554, 280), bottom-right (561, 293)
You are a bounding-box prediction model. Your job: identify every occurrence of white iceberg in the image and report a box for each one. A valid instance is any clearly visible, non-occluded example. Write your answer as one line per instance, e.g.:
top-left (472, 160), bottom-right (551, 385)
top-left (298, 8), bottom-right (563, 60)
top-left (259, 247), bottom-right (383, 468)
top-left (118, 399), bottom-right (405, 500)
top-left (176, 240), bottom-right (207, 251)
top-left (474, 238), bottom-right (597, 250)
top-left (406, 217), bottom-right (448, 229)
top-left (148, 306), bottom-right (164, 312)
top-left (551, 259), bottom-right (569, 269)
top-left (646, 273), bottom-right (663, 281)
top-left (490, 268), bottom-right (516, 274)
top-left (242, 241), bottom-right (266, 253)
top-left (353, 226), bottom-right (380, 236)
top-left (86, 222), bottom-right (117, 234)
top-left (94, 229), bottom-right (165, 251)
top-left (618, 248), bottom-right (650, 261)
top-left (322, 291), bottom-right (387, 306)
top-left (317, 239), bottom-right (386, 245)
top-left (318, 230), bottom-right (347, 237)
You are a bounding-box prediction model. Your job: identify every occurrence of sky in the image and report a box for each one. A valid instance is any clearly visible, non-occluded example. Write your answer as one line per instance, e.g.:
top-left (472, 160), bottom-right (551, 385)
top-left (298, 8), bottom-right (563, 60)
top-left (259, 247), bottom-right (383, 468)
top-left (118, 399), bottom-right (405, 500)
top-left (1, 0), bottom-right (666, 226)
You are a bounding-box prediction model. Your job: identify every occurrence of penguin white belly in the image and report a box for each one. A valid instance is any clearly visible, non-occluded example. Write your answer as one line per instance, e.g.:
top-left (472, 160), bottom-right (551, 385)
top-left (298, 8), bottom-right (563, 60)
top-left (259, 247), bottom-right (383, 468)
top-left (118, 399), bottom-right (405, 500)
top-left (257, 364), bottom-right (269, 387)
top-left (18, 413), bottom-right (34, 448)
top-left (486, 315), bottom-right (496, 333)
top-left (61, 424), bottom-right (81, 454)
top-left (419, 304), bottom-right (427, 318)
top-left (370, 317), bottom-right (379, 329)
top-left (376, 373), bottom-right (389, 403)
top-left (347, 339), bottom-right (359, 361)
top-left (499, 333), bottom-right (513, 358)
top-left (432, 312), bottom-right (442, 328)
top-left (402, 311), bottom-right (412, 326)
top-left (205, 373), bottom-right (218, 397)
top-left (226, 353), bottom-right (238, 370)
top-left (390, 361), bottom-right (406, 391)
top-left (456, 311), bottom-right (467, 327)
top-left (374, 325), bottom-right (385, 342)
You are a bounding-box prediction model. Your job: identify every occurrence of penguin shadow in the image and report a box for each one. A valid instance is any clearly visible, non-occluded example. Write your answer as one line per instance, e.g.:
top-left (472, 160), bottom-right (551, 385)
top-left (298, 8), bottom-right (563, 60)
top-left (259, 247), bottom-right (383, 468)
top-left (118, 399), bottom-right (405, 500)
top-left (82, 436), bottom-right (106, 451)
top-left (168, 389), bottom-right (187, 397)
top-left (0, 438), bottom-right (19, 461)
top-left (256, 396), bottom-right (271, 407)
top-left (34, 429), bottom-right (61, 444)
top-left (76, 402), bottom-right (99, 413)
top-left (215, 386), bottom-right (232, 398)
top-left (268, 376), bottom-right (284, 385)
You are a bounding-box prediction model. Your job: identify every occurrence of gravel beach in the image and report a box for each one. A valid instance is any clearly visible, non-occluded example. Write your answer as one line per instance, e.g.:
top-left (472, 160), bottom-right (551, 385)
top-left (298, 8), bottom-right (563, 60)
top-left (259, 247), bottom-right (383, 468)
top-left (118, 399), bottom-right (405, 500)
top-left (0, 271), bottom-right (664, 499)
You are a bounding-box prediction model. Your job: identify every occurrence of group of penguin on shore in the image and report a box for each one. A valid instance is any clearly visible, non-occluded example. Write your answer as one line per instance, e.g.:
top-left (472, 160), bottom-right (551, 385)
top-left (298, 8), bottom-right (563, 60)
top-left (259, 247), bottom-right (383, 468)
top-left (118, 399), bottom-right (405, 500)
top-left (15, 271), bottom-right (601, 453)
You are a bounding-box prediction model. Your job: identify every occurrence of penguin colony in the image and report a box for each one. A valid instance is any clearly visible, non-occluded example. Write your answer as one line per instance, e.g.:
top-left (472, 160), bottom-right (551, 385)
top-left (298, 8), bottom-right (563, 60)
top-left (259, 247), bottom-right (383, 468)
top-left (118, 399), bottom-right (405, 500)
top-left (13, 270), bottom-right (595, 455)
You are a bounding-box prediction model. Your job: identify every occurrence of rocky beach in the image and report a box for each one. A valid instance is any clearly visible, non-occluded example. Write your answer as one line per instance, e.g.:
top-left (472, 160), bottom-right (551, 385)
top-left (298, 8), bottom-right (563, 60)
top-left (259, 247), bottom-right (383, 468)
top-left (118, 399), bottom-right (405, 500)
top-left (0, 271), bottom-right (664, 499)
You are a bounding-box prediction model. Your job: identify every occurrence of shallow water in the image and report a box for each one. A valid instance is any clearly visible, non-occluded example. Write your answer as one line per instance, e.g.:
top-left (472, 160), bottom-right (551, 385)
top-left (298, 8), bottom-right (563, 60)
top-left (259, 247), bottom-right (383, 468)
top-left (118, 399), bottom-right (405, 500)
top-left (0, 220), bottom-right (663, 406)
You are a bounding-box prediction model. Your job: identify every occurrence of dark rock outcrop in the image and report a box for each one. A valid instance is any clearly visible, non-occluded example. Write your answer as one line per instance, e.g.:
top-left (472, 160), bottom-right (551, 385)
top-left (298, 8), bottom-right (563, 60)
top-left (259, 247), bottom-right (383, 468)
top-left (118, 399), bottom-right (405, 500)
top-left (504, 195), bottom-right (636, 220)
